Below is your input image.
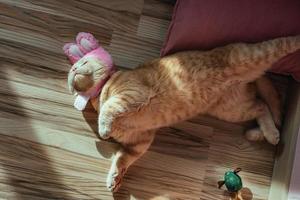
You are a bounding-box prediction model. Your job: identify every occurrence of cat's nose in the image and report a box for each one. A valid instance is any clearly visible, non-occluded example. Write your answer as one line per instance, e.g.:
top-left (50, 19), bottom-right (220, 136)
top-left (73, 74), bottom-right (94, 92)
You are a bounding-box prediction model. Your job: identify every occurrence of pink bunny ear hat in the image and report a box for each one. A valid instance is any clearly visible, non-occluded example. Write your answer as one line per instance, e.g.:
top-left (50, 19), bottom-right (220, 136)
top-left (63, 32), bottom-right (116, 111)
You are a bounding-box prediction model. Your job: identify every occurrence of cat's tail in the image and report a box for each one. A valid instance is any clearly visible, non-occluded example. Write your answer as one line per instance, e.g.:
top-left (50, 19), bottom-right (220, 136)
top-left (226, 35), bottom-right (300, 82)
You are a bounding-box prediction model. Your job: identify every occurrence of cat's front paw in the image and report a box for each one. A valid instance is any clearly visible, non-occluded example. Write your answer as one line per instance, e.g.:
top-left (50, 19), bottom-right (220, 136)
top-left (99, 125), bottom-right (110, 139)
top-left (106, 166), bottom-right (126, 192)
top-left (98, 119), bottom-right (112, 139)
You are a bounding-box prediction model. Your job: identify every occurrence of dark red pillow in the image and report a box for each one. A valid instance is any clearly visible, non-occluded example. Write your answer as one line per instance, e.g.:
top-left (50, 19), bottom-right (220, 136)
top-left (161, 0), bottom-right (300, 81)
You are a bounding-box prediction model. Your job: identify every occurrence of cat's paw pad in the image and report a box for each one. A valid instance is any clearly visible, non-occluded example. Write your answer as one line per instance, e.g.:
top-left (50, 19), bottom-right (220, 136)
top-left (264, 129), bottom-right (280, 145)
top-left (76, 32), bottom-right (99, 53)
top-left (106, 168), bottom-right (126, 192)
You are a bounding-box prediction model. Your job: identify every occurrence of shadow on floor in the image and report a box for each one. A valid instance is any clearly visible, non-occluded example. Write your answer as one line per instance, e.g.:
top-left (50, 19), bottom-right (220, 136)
top-left (0, 64), bottom-right (73, 199)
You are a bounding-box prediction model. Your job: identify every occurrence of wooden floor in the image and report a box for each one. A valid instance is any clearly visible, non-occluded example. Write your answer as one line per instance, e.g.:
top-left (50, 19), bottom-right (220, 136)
top-left (0, 1), bottom-right (286, 199)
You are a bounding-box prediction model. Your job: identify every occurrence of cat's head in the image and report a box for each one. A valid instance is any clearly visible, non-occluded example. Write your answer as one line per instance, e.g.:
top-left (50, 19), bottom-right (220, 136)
top-left (67, 56), bottom-right (111, 94)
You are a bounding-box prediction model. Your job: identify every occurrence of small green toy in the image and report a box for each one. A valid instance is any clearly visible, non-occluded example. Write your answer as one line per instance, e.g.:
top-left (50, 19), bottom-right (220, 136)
top-left (218, 168), bottom-right (243, 193)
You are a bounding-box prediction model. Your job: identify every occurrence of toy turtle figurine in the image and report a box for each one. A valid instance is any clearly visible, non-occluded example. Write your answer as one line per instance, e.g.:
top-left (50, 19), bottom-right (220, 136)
top-left (218, 168), bottom-right (243, 193)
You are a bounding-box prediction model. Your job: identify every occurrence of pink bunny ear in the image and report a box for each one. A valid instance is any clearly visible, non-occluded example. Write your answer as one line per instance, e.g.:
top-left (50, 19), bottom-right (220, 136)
top-left (63, 43), bottom-right (85, 64)
top-left (76, 32), bottom-right (99, 54)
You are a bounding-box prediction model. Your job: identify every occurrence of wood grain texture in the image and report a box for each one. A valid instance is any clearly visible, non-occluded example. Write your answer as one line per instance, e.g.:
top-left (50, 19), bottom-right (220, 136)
top-left (137, 15), bottom-right (169, 42)
top-left (107, 30), bottom-right (163, 68)
top-left (0, 0), bottom-right (287, 199)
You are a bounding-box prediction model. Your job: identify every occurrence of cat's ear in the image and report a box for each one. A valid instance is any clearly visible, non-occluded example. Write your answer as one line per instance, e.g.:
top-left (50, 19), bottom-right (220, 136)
top-left (218, 181), bottom-right (225, 189)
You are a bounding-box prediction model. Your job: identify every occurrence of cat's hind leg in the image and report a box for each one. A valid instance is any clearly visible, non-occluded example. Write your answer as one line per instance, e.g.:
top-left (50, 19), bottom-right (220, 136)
top-left (255, 76), bottom-right (282, 127)
top-left (244, 102), bottom-right (280, 145)
top-left (210, 93), bottom-right (280, 145)
top-left (256, 104), bottom-right (280, 145)
top-left (106, 130), bottom-right (156, 192)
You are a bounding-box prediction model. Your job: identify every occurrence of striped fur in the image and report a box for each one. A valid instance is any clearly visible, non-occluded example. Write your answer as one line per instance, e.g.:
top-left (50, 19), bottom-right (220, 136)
top-left (71, 35), bottom-right (300, 192)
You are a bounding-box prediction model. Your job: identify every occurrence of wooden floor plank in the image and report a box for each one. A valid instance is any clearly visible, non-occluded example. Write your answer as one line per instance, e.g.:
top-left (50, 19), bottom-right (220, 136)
top-left (200, 129), bottom-right (275, 200)
top-left (115, 151), bottom-right (207, 200)
top-left (0, 135), bottom-right (113, 200)
top-left (137, 15), bottom-right (170, 42)
top-left (0, 0), bottom-right (143, 33)
top-left (108, 30), bottom-right (163, 68)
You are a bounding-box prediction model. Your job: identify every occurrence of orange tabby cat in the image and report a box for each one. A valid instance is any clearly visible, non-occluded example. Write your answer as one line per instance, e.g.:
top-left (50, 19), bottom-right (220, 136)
top-left (68, 35), bottom-right (300, 192)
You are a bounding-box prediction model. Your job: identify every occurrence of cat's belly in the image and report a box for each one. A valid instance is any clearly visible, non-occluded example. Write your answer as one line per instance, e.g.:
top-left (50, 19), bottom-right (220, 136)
top-left (118, 96), bottom-right (210, 132)
top-left (115, 80), bottom-right (230, 132)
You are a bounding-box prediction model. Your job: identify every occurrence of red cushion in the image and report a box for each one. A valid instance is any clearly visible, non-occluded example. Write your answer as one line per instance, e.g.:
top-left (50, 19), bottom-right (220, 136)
top-left (161, 0), bottom-right (300, 81)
